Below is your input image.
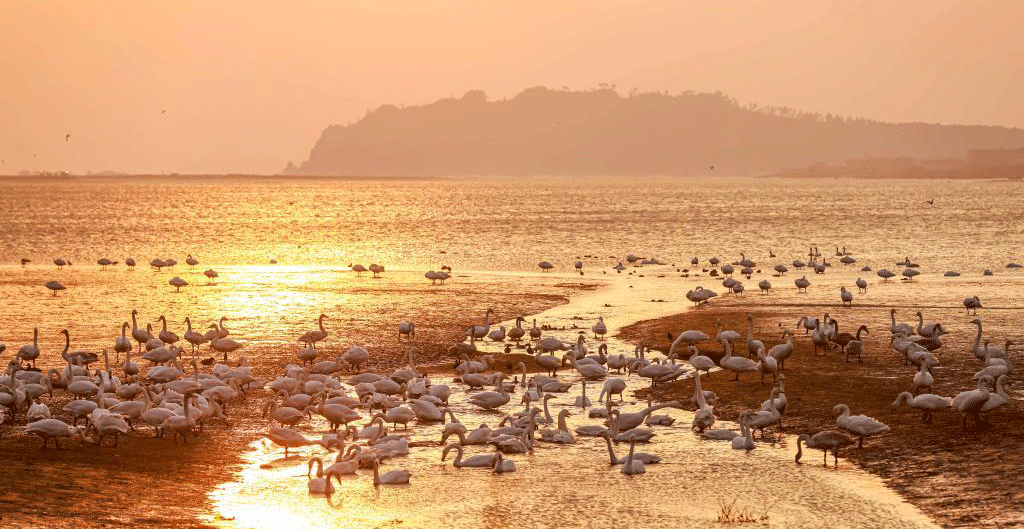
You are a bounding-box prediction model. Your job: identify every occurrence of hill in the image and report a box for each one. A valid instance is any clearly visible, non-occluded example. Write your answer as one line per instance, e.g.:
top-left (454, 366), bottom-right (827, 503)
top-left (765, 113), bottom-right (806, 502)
top-left (286, 87), bottom-right (1024, 177)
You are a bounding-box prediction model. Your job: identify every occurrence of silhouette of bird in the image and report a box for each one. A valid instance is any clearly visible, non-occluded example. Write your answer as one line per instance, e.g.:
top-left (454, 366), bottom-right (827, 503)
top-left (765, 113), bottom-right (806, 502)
top-left (709, 165), bottom-right (714, 170)
top-left (161, 109), bottom-right (167, 114)
top-left (926, 198), bottom-right (934, 204)
top-left (65, 134), bottom-right (71, 142)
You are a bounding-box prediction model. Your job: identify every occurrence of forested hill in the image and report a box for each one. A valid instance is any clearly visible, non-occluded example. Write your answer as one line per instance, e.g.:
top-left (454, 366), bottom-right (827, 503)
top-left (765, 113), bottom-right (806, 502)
top-left (285, 87), bottom-right (1024, 177)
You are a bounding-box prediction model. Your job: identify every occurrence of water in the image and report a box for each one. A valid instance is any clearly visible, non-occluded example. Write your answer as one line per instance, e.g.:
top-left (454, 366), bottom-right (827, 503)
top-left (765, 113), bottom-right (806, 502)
top-left (3, 175), bottom-right (1023, 528)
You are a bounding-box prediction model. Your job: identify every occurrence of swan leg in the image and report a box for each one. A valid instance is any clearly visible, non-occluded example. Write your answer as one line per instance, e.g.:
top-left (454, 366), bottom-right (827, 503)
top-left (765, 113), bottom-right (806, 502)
top-left (834, 448), bottom-right (840, 468)
top-left (857, 437), bottom-right (864, 449)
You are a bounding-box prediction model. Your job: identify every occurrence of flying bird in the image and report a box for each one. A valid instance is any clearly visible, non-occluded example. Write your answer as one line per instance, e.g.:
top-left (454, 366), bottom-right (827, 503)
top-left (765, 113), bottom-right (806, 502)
top-left (65, 133), bottom-right (71, 141)
top-left (709, 165), bottom-right (714, 170)
top-left (925, 198), bottom-right (934, 204)
top-left (161, 109), bottom-right (166, 114)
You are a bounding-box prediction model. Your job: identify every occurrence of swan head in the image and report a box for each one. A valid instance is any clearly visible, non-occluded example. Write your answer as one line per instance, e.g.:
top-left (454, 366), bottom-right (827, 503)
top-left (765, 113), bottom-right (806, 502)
top-left (831, 404), bottom-right (849, 417)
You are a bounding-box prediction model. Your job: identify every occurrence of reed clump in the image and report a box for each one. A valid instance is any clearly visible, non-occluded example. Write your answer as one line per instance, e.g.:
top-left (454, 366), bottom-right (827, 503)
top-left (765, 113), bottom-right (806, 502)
top-left (716, 497), bottom-right (775, 525)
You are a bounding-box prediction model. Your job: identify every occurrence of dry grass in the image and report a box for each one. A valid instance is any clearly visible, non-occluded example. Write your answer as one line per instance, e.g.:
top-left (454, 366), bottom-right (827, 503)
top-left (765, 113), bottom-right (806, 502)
top-left (716, 497), bottom-right (776, 524)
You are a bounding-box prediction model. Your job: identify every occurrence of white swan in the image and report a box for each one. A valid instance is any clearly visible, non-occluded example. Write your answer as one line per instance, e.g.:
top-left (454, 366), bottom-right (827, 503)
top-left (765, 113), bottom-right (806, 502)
top-left (372, 459), bottom-right (411, 485)
top-left (620, 438), bottom-right (646, 475)
top-left (840, 286), bottom-right (853, 306)
top-left (592, 316), bottom-right (607, 339)
top-left (601, 431), bottom-right (661, 464)
top-left (833, 404), bottom-right (889, 447)
top-left (468, 374), bottom-right (510, 410)
top-left (745, 315), bottom-right (764, 357)
top-left (730, 411), bottom-right (755, 450)
top-left (298, 314), bottom-right (329, 349)
top-left (794, 276), bottom-right (810, 292)
top-left (720, 340), bottom-right (759, 381)
top-left (795, 430), bottom-right (853, 467)
top-left (953, 376), bottom-right (992, 426)
top-left (915, 311), bottom-right (945, 338)
top-left (466, 308), bottom-right (495, 339)
top-left (306, 458), bottom-right (334, 495)
top-left (25, 418), bottom-right (84, 448)
top-left (891, 391), bottom-right (952, 423)
top-left (442, 442), bottom-right (496, 468)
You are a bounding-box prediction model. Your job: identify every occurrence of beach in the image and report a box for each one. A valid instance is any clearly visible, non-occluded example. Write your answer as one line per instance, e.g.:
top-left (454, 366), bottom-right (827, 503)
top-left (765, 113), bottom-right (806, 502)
top-left (620, 298), bottom-right (1024, 529)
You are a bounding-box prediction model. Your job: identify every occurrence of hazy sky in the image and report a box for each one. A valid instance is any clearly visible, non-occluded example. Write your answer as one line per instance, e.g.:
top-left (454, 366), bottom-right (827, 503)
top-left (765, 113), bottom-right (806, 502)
top-left (2, 1), bottom-right (1022, 174)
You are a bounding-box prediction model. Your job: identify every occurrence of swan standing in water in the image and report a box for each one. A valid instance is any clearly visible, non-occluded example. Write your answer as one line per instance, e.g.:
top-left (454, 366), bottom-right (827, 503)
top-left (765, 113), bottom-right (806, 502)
top-left (372, 458), bottom-right (411, 485)
top-left (306, 458), bottom-right (334, 495)
top-left (731, 411), bottom-right (755, 450)
top-left (600, 431), bottom-right (661, 464)
top-left (795, 430), bottom-right (853, 467)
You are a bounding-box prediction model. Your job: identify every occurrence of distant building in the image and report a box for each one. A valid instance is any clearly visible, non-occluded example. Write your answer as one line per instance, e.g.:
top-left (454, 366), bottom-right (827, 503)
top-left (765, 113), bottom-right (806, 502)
top-left (967, 148), bottom-right (1024, 168)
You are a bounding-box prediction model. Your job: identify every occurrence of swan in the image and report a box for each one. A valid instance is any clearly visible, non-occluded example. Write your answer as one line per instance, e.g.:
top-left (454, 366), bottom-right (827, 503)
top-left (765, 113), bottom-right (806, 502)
top-left (913, 361), bottom-right (934, 395)
top-left (466, 308), bottom-right (495, 340)
top-left (915, 312), bottom-right (945, 338)
top-left (981, 375), bottom-right (1009, 414)
top-left (833, 404), bottom-right (889, 447)
top-left (610, 401), bottom-right (679, 431)
top-left (968, 319), bottom-right (1006, 361)
top-left (537, 409), bottom-right (575, 444)
top-left (684, 345), bottom-right (716, 377)
top-left (156, 316), bottom-right (180, 346)
top-left (598, 378), bottom-right (627, 402)
top-left (855, 277), bottom-right (868, 292)
top-left (974, 341), bottom-right (1013, 381)
top-left (45, 280), bottom-right (66, 296)
top-left (372, 459), bottom-right (411, 485)
top-left (889, 309), bottom-right (915, 338)
top-left (891, 392), bottom-right (952, 423)
top-left (963, 296), bottom-right (982, 314)
top-left (506, 317), bottom-right (526, 342)
top-left (130, 310), bottom-right (153, 352)
top-left (298, 314), bottom-right (328, 349)
top-left (691, 372), bottom-right (716, 432)
top-left (720, 340), bottom-right (759, 381)
top-left (568, 355), bottom-right (606, 380)
top-left (840, 287), bottom-right (853, 306)
top-left (114, 322), bottom-right (134, 359)
top-left (745, 315), bottom-right (764, 357)
top-left (768, 331), bottom-right (793, 370)
top-left (537, 261), bottom-right (554, 272)
top-left (574, 380), bottom-right (591, 408)
top-left (534, 350), bottom-right (563, 376)
top-left (795, 430), bottom-right (853, 467)
top-left (25, 418), bottom-right (84, 448)
top-left (745, 391), bottom-right (782, 434)
top-left (730, 412), bottom-right (755, 450)
top-left (757, 348), bottom-right (779, 384)
top-left (168, 277), bottom-right (188, 292)
top-left (758, 280), bottom-right (772, 294)
top-left (877, 269), bottom-right (895, 280)
top-left (306, 458), bottom-right (334, 495)
top-left (794, 276), bottom-right (810, 292)
top-left (601, 431), bottom-right (660, 464)
top-left (492, 452), bottom-right (516, 474)
top-left (17, 328), bottom-right (40, 367)
top-left (591, 316), bottom-right (608, 339)
top-left (620, 438), bottom-right (646, 475)
top-left (953, 376), bottom-right (992, 426)
top-left (488, 325), bottom-right (507, 342)
top-left (468, 374), bottom-right (510, 410)
top-left (442, 442), bottom-right (496, 468)
top-left (529, 319), bottom-right (542, 340)
top-left (342, 345), bottom-right (370, 371)
top-left (398, 321), bottom-right (415, 341)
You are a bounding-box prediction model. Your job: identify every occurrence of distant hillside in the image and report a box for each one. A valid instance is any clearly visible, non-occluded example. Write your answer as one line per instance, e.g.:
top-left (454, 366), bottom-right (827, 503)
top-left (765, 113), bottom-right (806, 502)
top-left (286, 87), bottom-right (1024, 177)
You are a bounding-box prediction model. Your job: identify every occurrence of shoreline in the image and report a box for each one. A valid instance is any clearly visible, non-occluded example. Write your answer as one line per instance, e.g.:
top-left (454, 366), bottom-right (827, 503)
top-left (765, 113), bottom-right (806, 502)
top-left (617, 302), bottom-right (1024, 529)
top-left (0, 278), bottom-right (592, 529)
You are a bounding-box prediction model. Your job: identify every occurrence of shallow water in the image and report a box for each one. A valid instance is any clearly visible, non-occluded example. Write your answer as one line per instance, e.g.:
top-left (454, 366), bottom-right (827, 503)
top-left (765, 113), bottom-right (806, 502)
top-left (3, 175), bottom-right (1024, 528)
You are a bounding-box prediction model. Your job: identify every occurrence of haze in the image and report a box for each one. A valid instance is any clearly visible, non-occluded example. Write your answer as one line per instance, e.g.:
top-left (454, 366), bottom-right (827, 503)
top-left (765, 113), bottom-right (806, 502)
top-left (2, 0), bottom-right (1022, 175)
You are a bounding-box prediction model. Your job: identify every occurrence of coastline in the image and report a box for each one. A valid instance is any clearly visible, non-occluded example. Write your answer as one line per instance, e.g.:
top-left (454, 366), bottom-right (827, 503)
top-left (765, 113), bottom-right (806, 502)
top-left (618, 301), bottom-right (1024, 529)
top-left (0, 278), bottom-right (591, 529)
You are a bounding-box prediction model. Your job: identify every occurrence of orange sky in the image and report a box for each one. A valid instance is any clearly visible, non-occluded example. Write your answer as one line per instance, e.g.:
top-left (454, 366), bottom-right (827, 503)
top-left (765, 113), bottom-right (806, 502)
top-left (1, 0), bottom-right (1022, 174)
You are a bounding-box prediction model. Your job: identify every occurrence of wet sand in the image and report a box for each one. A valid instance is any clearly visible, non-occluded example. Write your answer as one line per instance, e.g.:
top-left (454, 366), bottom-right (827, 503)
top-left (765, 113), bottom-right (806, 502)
top-left (619, 298), bottom-right (1024, 529)
top-left (0, 285), bottom-right (586, 529)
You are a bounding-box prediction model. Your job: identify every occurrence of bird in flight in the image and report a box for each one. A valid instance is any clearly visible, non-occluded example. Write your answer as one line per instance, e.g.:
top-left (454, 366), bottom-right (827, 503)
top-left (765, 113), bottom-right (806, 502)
top-left (709, 165), bottom-right (714, 170)
top-left (161, 109), bottom-right (166, 114)
top-left (925, 198), bottom-right (935, 205)
top-left (65, 133), bottom-right (71, 141)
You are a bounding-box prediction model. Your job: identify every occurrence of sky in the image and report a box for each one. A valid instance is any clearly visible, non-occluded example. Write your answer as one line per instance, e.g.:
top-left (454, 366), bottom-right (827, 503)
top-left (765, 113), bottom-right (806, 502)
top-left (1, 0), bottom-right (1022, 174)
